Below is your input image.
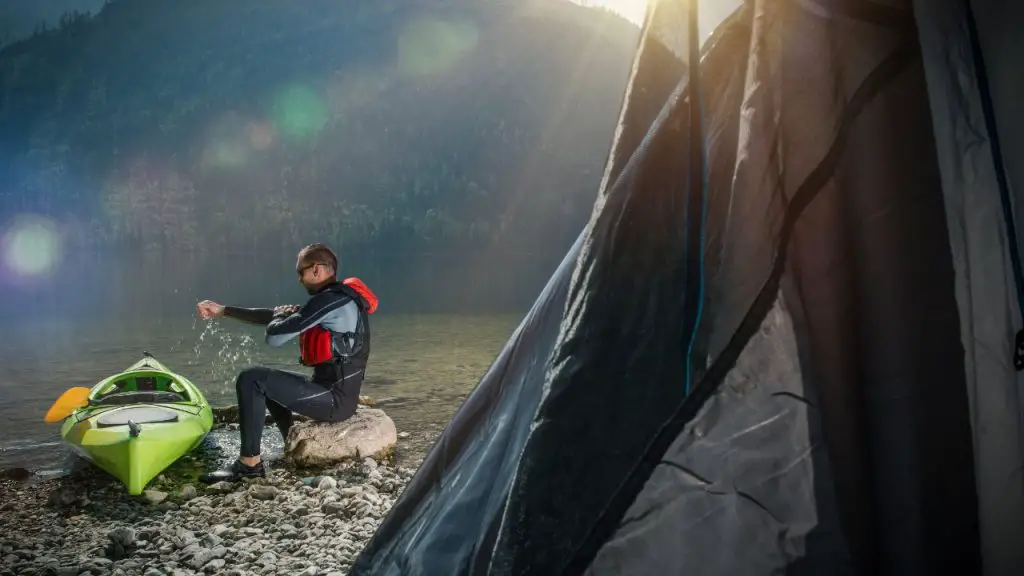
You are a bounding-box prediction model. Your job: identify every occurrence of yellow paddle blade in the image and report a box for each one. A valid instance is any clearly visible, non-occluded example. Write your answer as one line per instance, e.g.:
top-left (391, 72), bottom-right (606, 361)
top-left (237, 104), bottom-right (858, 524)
top-left (44, 387), bottom-right (92, 423)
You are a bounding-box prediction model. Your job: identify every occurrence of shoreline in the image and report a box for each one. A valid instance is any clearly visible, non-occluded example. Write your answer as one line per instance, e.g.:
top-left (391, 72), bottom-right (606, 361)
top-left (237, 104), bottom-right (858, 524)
top-left (0, 456), bottom-right (413, 576)
top-left (0, 403), bottom-right (430, 576)
top-left (2, 398), bottom-right (434, 483)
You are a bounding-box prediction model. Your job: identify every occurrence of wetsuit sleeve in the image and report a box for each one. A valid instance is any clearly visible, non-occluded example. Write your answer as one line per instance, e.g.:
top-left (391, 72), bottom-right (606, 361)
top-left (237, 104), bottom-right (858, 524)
top-left (223, 306), bottom-right (275, 326)
top-left (264, 292), bottom-right (349, 348)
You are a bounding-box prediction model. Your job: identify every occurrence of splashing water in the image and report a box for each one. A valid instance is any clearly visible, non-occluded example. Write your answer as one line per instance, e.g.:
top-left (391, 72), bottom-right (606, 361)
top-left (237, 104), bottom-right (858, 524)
top-left (187, 319), bottom-right (263, 400)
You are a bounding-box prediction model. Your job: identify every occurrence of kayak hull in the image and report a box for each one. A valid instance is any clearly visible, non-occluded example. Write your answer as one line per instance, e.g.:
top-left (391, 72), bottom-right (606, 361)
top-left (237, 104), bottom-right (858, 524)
top-left (59, 355), bottom-right (214, 495)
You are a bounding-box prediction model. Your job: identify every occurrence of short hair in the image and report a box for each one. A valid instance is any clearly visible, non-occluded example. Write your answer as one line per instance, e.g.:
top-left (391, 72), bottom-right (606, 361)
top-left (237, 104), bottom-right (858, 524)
top-left (298, 243), bottom-right (338, 273)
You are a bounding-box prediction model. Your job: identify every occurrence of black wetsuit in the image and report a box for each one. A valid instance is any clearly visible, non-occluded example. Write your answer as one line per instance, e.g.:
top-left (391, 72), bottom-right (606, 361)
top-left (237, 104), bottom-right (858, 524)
top-left (224, 281), bottom-right (371, 457)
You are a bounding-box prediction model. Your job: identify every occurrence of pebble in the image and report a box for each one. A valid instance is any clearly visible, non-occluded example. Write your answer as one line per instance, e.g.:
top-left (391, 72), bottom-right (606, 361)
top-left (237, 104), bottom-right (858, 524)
top-left (0, 461), bottom-right (418, 575)
top-left (248, 484), bottom-right (278, 501)
top-left (143, 489), bottom-right (168, 505)
top-left (316, 476), bottom-right (338, 490)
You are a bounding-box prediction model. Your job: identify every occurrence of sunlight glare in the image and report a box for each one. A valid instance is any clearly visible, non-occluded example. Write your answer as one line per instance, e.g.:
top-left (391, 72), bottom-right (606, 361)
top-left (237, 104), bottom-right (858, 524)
top-left (574, 0), bottom-right (649, 24)
top-left (574, 0), bottom-right (743, 37)
top-left (397, 17), bottom-right (479, 77)
top-left (1, 214), bottom-right (62, 278)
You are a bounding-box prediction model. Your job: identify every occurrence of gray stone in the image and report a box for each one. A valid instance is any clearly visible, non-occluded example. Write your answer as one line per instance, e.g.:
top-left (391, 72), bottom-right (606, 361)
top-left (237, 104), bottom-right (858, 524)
top-left (315, 476), bottom-right (337, 490)
top-left (178, 486), bottom-right (197, 501)
top-left (248, 485), bottom-right (278, 501)
top-left (142, 490), bottom-right (168, 505)
top-left (286, 408), bottom-right (397, 467)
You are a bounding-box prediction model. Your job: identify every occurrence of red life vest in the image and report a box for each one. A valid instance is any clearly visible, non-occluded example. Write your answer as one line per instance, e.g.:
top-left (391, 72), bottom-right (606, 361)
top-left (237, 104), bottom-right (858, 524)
top-left (298, 277), bottom-right (379, 367)
top-left (298, 326), bottom-right (335, 367)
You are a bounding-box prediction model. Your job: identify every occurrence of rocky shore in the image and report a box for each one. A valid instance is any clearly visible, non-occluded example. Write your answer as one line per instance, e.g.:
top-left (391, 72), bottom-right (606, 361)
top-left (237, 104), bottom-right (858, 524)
top-left (0, 456), bottom-right (411, 576)
top-left (0, 402), bottom-right (418, 576)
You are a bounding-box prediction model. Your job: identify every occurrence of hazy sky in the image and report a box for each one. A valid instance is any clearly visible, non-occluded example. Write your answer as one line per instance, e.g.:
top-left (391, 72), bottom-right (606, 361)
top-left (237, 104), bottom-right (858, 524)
top-left (2, 1), bottom-right (743, 45)
top-left (0, 0), bottom-right (106, 44)
top-left (578, 0), bottom-right (743, 33)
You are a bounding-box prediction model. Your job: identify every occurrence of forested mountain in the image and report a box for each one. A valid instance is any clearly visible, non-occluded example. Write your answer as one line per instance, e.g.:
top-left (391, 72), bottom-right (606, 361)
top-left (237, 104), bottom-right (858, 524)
top-left (0, 0), bottom-right (641, 259)
top-left (0, 0), bottom-right (107, 46)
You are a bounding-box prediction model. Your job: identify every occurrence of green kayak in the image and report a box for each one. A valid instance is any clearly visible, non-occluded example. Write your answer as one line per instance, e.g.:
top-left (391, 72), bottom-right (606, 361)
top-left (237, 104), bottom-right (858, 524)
top-left (59, 353), bottom-right (213, 495)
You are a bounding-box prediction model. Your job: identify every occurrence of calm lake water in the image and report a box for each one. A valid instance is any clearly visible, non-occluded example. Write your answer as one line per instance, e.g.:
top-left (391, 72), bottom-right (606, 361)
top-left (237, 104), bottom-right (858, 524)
top-left (0, 312), bottom-right (521, 475)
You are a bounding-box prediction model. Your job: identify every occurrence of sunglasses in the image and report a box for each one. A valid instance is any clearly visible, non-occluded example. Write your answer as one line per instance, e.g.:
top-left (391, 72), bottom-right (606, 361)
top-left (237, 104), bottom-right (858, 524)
top-left (297, 263), bottom-right (320, 276)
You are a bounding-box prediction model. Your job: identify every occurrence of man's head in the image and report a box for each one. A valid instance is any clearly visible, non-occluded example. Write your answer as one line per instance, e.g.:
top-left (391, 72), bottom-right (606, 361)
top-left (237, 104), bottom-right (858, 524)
top-left (296, 243), bottom-right (338, 294)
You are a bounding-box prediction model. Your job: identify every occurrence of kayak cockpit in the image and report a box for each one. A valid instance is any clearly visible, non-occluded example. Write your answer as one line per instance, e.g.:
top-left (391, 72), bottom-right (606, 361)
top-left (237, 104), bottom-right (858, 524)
top-left (93, 391), bottom-right (186, 406)
top-left (90, 371), bottom-right (194, 406)
top-left (96, 406), bottom-right (179, 428)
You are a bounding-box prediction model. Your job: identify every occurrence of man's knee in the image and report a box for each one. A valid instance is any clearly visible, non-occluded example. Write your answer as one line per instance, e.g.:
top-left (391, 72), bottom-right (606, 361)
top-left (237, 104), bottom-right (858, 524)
top-left (235, 367), bottom-right (271, 390)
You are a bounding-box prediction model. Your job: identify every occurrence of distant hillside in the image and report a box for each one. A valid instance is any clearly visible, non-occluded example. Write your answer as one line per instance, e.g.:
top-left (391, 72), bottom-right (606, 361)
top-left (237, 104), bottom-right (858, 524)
top-left (0, 0), bottom-right (641, 256)
top-left (0, 0), bottom-right (107, 46)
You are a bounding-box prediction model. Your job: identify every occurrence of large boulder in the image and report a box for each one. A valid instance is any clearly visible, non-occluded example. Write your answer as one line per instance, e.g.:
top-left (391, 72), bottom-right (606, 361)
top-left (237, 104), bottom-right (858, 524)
top-left (285, 407), bottom-right (397, 467)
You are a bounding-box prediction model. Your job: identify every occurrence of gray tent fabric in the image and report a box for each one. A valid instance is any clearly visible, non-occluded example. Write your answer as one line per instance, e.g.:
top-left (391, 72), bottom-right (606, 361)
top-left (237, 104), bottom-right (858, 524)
top-left (350, 0), bottom-right (1024, 575)
top-left (914, 0), bottom-right (1024, 573)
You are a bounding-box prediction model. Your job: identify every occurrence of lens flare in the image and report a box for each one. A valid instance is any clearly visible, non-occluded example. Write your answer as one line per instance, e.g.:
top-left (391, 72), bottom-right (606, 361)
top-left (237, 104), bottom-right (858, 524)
top-left (201, 113), bottom-right (254, 169)
top-left (248, 122), bottom-right (275, 150)
top-left (272, 85), bottom-right (329, 139)
top-left (1, 214), bottom-right (62, 278)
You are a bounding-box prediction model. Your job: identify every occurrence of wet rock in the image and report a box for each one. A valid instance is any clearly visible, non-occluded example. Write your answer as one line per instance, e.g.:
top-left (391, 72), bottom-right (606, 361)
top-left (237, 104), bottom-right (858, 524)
top-left (105, 527), bottom-right (135, 560)
top-left (47, 487), bottom-right (78, 507)
top-left (170, 527), bottom-right (197, 549)
top-left (211, 405), bottom-right (241, 425)
top-left (0, 468), bottom-right (30, 481)
top-left (286, 407), bottom-right (397, 467)
top-left (142, 490), bottom-right (168, 505)
top-left (316, 476), bottom-right (337, 490)
top-left (322, 502), bottom-right (345, 516)
top-left (248, 485), bottom-right (278, 501)
top-left (257, 551), bottom-right (278, 566)
top-left (205, 481), bottom-right (235, 494)
top-left (210, 524), bottom-right (232, 537)
top-left (189, 545), bottom-right (226, 570)
top-left (179, 485), bottom-right (197, 501)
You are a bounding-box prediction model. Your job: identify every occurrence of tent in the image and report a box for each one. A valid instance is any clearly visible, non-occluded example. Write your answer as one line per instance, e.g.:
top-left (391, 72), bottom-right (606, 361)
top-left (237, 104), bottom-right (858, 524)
top-left (349, 0), bottom-right (1024, 574)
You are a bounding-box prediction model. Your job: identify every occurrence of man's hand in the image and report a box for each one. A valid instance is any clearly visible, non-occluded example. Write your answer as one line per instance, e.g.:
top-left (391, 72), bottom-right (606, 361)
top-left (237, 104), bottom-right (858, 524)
top-left (273, 305), bottom-right (300, 318)
top-left (196, 300), bottom-right (226, 320)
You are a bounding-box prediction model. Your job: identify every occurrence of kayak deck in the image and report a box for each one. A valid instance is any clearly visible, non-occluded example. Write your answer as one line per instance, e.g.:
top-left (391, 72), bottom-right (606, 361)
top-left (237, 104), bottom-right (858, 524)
top-left (96, 406), bottom-right (180, 426)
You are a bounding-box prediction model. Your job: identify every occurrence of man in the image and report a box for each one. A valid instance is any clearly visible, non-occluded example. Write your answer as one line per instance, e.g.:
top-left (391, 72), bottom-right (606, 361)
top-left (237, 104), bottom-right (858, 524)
top-left (195, 243), bottom-right (378, 483)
